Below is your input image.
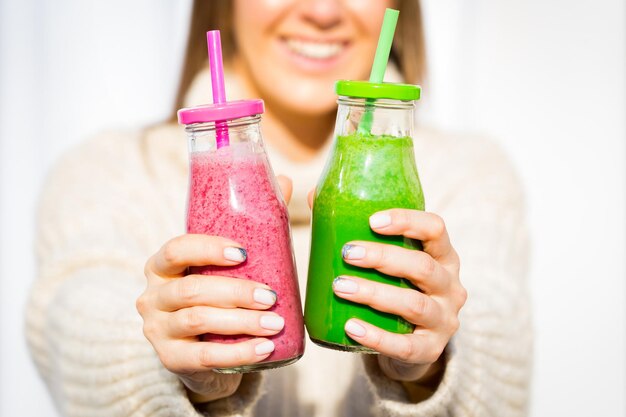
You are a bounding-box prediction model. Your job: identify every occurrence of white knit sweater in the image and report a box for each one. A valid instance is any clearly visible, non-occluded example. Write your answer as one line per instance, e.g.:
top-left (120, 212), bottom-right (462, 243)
top-left (26, 69), bottom-right (532, 417)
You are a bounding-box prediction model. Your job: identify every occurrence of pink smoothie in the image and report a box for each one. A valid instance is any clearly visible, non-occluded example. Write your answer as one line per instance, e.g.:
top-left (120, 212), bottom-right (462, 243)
top-left (186, 143), bottom-right (304, 364)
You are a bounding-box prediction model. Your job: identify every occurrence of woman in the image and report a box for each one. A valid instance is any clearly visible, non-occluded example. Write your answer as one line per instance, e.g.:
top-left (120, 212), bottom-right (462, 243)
top-left (27, 1), bottom-right (532, 416)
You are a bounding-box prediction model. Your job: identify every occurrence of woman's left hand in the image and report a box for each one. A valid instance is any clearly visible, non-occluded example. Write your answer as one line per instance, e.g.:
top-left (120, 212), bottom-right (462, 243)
top-left (333, 209), bottom-right (467, 382)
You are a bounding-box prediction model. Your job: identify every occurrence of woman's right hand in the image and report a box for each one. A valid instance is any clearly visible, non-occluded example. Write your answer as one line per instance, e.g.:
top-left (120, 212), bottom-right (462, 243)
top-left (136, 234), bottom-right (285, 403)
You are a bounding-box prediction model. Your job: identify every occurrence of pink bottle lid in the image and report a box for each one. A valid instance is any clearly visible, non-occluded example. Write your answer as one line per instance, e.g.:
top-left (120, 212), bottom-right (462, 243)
top-left (177, 99), bottom-right (264, 125)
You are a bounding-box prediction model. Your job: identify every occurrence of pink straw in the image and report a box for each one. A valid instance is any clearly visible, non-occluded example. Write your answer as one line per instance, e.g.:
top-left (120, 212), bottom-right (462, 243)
top-left (207, 30), bottom-right (229, 148)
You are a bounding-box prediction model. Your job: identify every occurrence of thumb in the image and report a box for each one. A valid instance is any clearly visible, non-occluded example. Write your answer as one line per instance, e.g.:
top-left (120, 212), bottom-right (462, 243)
top-left (276, 175), bottom-right (293, 204)
top-left (307, 187), bottom-right (316, 209)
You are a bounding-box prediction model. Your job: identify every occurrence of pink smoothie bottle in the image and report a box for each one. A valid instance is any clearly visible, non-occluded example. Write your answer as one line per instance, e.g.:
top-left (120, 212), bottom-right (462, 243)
top-left (176, 31), bottom-right (304, 373)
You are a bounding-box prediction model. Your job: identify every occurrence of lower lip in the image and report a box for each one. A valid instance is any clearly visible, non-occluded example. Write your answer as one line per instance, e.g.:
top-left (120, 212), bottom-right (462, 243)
top-left (276, 39), bottom-right (351, 73)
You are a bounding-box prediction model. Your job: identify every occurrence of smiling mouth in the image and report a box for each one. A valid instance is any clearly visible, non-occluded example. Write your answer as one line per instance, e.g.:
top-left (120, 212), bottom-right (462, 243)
top-left (283, 38), bottom-right (347, 60)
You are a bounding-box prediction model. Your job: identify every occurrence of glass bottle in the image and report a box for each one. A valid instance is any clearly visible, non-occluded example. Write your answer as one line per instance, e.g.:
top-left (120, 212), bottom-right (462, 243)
top-left (305, 81), bottom-right (423, 352)
top-left (178, 100), bottom-right (304, 372)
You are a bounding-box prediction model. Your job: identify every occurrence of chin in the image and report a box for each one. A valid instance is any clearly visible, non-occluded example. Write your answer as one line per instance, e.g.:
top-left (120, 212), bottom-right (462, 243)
top-left (278, 94), bottom-right (337, 116)
top-left (261, 77), bottom-right (338, 116)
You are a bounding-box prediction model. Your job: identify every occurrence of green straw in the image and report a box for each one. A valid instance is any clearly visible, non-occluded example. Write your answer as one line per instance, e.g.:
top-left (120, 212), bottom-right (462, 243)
top-left (357, 8), bottom-right (399, 135)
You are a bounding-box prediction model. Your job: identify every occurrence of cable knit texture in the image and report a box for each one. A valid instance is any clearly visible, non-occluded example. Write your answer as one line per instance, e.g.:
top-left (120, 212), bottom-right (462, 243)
top-left (26, 68), bottom-right (532, 417)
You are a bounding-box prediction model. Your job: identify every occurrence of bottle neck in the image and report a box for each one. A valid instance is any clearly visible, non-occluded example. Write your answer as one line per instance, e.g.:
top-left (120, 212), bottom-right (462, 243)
top-left (185, 115), bottom-right (263, 153)
top-left (335, 97), bottom-right (414, 139)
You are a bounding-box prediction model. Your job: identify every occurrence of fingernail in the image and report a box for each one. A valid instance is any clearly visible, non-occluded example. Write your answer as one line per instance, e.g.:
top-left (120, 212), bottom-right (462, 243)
top-left (342, 244), bottom-right (365, 260)
top-left (345, 320), bottom-right (366, 337)
top-left (260, 315), bottom-right (285, 331)
top-left (369, 212), bottom-right (392, 229)
top-left (333, 277), bottom-right (359, 294)
top-left (253, 288), bottom-right (277, 306)
top-left (255, 340), bottom-right (275, 356)
top-left (224, 247), bottom-right (247, 262)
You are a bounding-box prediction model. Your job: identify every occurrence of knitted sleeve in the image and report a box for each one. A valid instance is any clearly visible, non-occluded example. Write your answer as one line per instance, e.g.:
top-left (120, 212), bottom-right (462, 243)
top-left (25, 132), bottom-right (264, 417)
top-left (361, 136), bottom-right (532, 416)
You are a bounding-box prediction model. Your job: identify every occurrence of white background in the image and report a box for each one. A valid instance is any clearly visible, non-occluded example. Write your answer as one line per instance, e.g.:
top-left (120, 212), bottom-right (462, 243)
top-left (1, 1), bottom-right (624, 416)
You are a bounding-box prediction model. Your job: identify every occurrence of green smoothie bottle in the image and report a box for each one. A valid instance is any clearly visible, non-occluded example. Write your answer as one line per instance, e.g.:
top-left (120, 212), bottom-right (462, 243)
top-left (305, 80), bottom-right (423, 352)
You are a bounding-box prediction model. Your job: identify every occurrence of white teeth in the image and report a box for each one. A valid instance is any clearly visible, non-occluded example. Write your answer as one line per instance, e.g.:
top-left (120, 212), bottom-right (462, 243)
top-left (285, 39), bottom-right (344, 60)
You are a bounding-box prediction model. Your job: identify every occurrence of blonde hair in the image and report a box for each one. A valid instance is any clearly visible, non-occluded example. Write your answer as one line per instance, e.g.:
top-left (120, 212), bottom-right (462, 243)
top-left (171, 0), bottom-right (426, 118)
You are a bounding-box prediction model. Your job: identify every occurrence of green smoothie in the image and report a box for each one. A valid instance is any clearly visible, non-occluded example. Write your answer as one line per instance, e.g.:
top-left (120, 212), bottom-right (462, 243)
top-left (305, 132), bottom-right (425, 351)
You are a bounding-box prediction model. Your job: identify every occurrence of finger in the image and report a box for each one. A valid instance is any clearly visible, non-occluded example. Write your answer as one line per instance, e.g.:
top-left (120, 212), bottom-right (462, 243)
top-left (276, 175), bottom-right (293, 204)
top-left (167, 306), bottom-right (285, 338)
top-left (150, 234), bottom-right (247, 277)
top-left (332, 276), bottom-right (441, 327)
top-left (159, 338), bottom-right (276, 373)
top-left (369, 209), bottom-right (459, 266)
top-left (341, 241), bottom-right (450, 294)
top-left (307, 188), bottom-right (316, 209)
top-left (156, 274), bottom-right (277, 311)
top-left (344, 319), bottom-right (445, 364)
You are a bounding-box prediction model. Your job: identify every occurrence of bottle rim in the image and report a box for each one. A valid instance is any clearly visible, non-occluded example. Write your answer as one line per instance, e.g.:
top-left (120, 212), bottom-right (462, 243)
top-left (337, 96), bottom-right (414, 110)
top-left (184, 114), bottom-right (261, 133)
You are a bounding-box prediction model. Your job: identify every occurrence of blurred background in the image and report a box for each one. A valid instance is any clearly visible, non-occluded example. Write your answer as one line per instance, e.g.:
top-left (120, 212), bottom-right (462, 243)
top-left (1, 0), bottom-right (624, 416)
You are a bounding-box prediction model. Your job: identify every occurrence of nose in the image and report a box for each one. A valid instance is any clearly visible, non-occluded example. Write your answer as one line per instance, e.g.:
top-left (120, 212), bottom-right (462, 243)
top-left (300, 0), bottom-right (343, 30)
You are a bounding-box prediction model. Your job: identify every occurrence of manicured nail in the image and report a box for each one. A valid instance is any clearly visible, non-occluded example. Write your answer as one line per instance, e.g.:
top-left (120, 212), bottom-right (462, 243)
top-left (253, 288), bottom-right (277, 306)
top-left (345, 320), bottom-right (366, 337)
top-left (260, 315), bottom-right (285, 331)
top-left (255, 340), bottom-right (275, 356)
top-left (224, 247), bottom-right (247, 262)
top-left (342, 244), bottom-right (366, 260)
top-left (369, 212), bottom-right (392, 229)
top-left (333, 277), bottom-right (359, 294)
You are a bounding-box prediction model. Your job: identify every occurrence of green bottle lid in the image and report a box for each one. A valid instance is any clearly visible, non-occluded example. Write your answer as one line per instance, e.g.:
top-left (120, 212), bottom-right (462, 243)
top-left (335, 80), bottom-right (421, 101)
